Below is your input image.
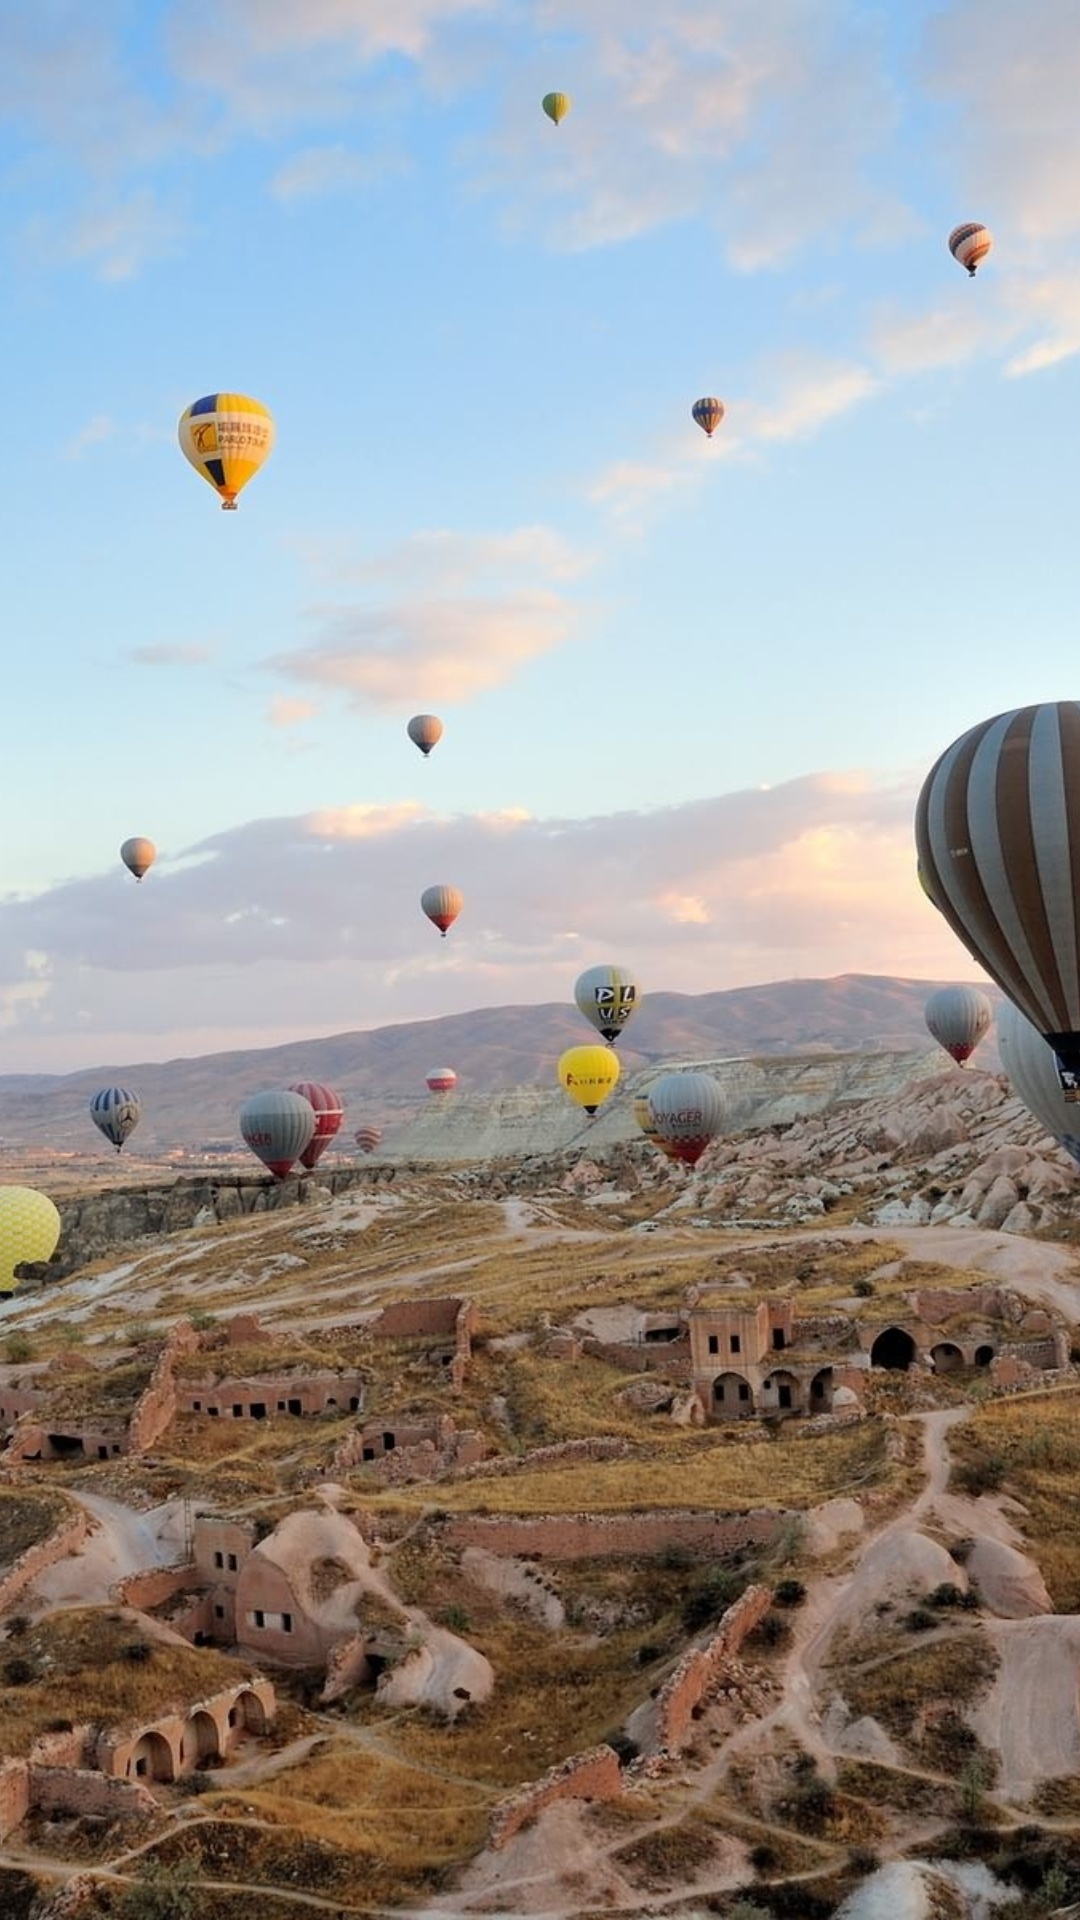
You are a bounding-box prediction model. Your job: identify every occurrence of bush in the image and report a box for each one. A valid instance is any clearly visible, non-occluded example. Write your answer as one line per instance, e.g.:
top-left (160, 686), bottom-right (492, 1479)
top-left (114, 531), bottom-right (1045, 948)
top-left (928, 1582), bottom-right (965, 1608)
top-left (848, 1846), bottom-right (881, 1876)
top-left (905, 1607), bottom-right (935, 1632)
top-left (605, 1731), bottom-right (640, 1766)
top-left (438, 1604), bottom-right (471, 1633)
top-left (2, 1334), bottom-right (33, 1363)
top-left (125, 1322), bottom-right (154, 1347)
top-left (773, 1578), bottom-right (807, 1608)
top-left (751, 1610), bottom-right (792, 1649)
top-left (114, 1858), bottom-right (200, 1920)
top-left (121, 1640), bottom-right (153, 1663)
top-left (749, 1843), bottom-right (777, 1874)
top-left (852, 1277), bottom-right (875, 1298)
top-left (953, 1454), bottom-right (1007, 1496)
top-left (2, 1656), bottom-right (38, 1686)
top-left (188, 1309), bottom-right (217, 1332)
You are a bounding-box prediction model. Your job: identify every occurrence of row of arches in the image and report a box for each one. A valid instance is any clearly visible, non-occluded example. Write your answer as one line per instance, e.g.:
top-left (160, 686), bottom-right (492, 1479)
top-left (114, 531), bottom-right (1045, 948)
top-left (869, 1328), bottom-right (995, 1373)
top-left (124, 1688), bottom-right (268, 1783)
top-left (712, 1368), bottom-right (835, 1419)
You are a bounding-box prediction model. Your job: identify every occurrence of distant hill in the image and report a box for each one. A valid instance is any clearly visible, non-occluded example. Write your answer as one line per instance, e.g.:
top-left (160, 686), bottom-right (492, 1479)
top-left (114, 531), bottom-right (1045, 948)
top-left (0, 974), bottom-right (997, 1152)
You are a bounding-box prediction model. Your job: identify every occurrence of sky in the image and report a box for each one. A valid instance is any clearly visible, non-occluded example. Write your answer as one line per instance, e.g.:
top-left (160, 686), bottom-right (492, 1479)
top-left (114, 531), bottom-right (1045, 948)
top-left (1, 0), bottom-right (1079, 1072)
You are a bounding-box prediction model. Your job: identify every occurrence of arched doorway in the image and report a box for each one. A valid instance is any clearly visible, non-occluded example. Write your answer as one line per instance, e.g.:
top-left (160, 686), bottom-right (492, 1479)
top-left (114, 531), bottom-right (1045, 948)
top-left (232, 1689), bottom-right (267, 1738)
top-left (931, 1342), bottom-right (964, 1374)
top-left (127, 1730), bottom-right (175, 1783)
top-left (809, 1368), bottom-right (834, 1413)
top-left (974, 1345), bottom-right (995, 1367)
top-left (761, 1370), bottom-right (801, 1414)
top-left (181, 1709), bottom-right (220, 1769)
top-left (712, 1372), bottom-right (754, 1419)
top-left (870, 1327), bottom-right (916, 1371)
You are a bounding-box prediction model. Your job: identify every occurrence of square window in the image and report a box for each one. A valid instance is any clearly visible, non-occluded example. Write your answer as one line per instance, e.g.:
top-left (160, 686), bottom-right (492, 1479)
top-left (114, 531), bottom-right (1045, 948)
top-left (731, 1334), bottom-right (741, 1354)
top-left (772, 1328), bottom-right (786, 1350)
top-left (253, 1610), bottom-right (265, 1629)
top-left (215, 1605), bottom-right (225, 1619)
top-left (707, 1334), bottom-right (719, 1355)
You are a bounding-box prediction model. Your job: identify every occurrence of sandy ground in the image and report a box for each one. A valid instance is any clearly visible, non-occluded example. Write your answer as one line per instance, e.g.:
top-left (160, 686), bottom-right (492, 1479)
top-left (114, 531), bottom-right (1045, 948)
top-left (25, 1490), bottom-right (187, 1611)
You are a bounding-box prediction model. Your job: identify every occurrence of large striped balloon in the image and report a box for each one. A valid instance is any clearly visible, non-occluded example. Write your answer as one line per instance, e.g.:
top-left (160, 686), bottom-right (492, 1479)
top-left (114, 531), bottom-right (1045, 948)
top-left (421, 884), bottom-right (463, 937)
top-left (90, 1087), bottom-right (141, 1153)
top-left (915, 703), bottom-right (1080, 1095)
top-left (646, 1071), bottom-right (725, 1166)
top-left (287, 1082), bottom-right (344, 1171)
top-left (240, 1089), bottom-right (315, 1180)
top-left (948, 222), bottom-right (993, 277)
top-left (998, 1000), bottom-right (1080, 1168)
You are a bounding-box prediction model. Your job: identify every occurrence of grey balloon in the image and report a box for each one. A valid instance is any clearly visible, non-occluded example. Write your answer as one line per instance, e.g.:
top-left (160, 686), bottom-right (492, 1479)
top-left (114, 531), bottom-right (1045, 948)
top-left (997, 1001), bottom-right (1080, 1168)
top-left (239, 1089), bottom-right (316, 1180)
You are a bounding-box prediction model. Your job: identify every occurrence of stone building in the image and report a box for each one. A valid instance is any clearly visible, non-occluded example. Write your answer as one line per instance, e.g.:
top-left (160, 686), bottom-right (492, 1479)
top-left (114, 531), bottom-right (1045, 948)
top-left (688, 1296), bottom-right (861, 1421)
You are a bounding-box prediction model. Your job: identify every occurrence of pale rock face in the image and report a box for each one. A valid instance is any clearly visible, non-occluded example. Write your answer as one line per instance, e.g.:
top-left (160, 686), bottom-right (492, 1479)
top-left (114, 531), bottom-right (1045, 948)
top-left (873, 1196), bottom-right (932, 1227)
top-left (376, 1625), bottom-right (494, 1718)
top-left (975, 1176), bottom-right (1022, 1229)
top-left (966, 1538), bottom-right (1052, 1619)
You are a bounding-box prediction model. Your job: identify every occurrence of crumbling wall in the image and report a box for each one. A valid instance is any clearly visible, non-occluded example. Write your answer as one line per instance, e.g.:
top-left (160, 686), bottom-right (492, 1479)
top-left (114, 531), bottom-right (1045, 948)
top-left (128, 1319), bottom-right (201, 1454)
top-left (30, 1767), bottom-right (157, 1824)
top-left (654, 1584), bottom-right (772, 1752)
top-left (0, 1506), bottom-right (90, 1617)
top-left (114, 1563), bottom-right (199, 1611)
top-left (489, 1745), bottom-right (622, 1849)
top-left (441, 1509), bottom-right (784, 1561)
top-left (0, 1760), bottom-right (29, 1840)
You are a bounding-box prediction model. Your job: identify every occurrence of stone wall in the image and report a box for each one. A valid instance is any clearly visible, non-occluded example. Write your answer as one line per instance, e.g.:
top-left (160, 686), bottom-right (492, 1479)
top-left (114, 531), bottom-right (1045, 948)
top-left (489, 1744), bottom-right (623, 1850)
top-left (114, 1563), bottom-right (200, 1612)
top-left (581, 1336), bottom-right (692, 1379)
top-left (654, 1583), bottom-right (772, 1752)
top-left (175, 1368), bottom-right (365, 1421)
top-left (0, 1760), bottom-right (29, 1841)
top-left (128, 1319), bottom-right (201, 1454)
top-left (30, 1766), bottom-right (157, 1824)
top-left (441, 1509), bottom-right (785, 1562)
top-left (371, 1296), bottom-right (467, 1339)
top-left (0, 1505), bottom-right (90, 1617)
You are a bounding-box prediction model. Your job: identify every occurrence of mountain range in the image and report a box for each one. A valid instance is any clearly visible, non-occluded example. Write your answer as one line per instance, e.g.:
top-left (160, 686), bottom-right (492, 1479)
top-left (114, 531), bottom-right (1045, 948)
top-left (0, 973), bottom-right (996, 1152)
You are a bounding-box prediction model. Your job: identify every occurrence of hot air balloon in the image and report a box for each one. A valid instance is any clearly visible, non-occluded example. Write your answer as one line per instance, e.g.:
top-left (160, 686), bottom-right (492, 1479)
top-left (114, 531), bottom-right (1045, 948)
top-left (120, 837), bottom-right (156, 883)
top-left (574, 965), bottom-right (640, 1044)
top-left (691, 398), bottom-right (725, 438)
top-left (426, 1068), bottom-right (458, 1094)
top-left (178, 393), bottom-right (275, 510)
top-left (998, 1000), bottom-right (1080, 1167)
top-left (239, 1089), bottom-right (315, 1180)
top-left (407, 715), bottom-right (444, 758)
top-left (421, 885), bottom-right (463, 938)
top-left (916, 702), bottom-right (1080, 1099)
top-left (924, 986), bottom-right (993, 1067)
top-left (355, 1124), bottom-right (383, 1154)
top-left (0, 1187), bottom-right (61, 1295)
top-left (948, 223), bottom-right (993, 277)
top-left (89, 1087), bottom-right (141, 1153)
top-left (287, 1082), bottom-right (344, 1171)
top-left (558, 1045), bottom-right (620, 1116)
top-left (647, 1071), bottom-right (725, 1166)
top-left (542, 92), bottom-right (571, 125)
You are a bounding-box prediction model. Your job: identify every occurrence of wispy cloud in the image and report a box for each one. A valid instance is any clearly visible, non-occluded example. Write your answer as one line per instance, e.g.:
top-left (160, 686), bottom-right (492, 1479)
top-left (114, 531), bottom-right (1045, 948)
top-left (63, 414), bottom-right (115, 460)
top-left (0, 768), bottom-right (968, 1067)
top-left (128, 645), bottom-right (214, 667)
top-left (268, 143), bottom-right (407, 203)
top-left (267, 695), bottom-right (319, 727)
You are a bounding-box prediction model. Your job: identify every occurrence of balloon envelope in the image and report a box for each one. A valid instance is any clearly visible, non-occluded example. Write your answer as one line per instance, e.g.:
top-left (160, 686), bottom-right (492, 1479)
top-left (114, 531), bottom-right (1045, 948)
top-left (407, 715), bottom-right (444, 757)
top-left (90, 1087), bottom-right (141, 1152)
top-left (691, 397), bottom-right (725, 437)
top-left (916, 703), bottom-right (1080, 1094)
top-left (178, 393), bottom-right (274, 509)
top-left (998, 1000), bottom-right (1080, 1167)
top-left (558, 1045), bottom-right (620, 1116)
top-left (633, 1092), bottom-right (678, 1159)
top-left (0, 1187), bottom-right (61, 1294)
top-left (355, 1125), bottom-right (383, 1154)
top-left (426, 1068), bottom-right (458, 1094)
top-left (646, 1071), bottom-right (725, 1166)
top-left (240, 1089), bottom-right (315, 1180)
top-left (421, 884), bottom-right (463, 937)
top-left (120, 837), bottom-right (156, 882)
top-left (287, 1082), bottom-right (344, 1170)
top-left (574, 965), bottom-right (640, 1043)
top-left (948, 222), bottom-right (993, 276)
top-left (925, 986), bottom-right (993, 1066)
top-left (542, 92), bottom-right (571, 124)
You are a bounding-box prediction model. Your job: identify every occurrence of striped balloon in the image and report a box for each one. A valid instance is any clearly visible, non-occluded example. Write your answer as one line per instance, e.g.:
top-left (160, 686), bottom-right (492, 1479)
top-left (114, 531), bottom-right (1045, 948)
top-left (178, 393), bottom-right (274, 510)
top-left (924, 986), bottom-right (992, 1066)
top-left (542, 92), bottom-right (571, 125)
top-left (89, 1087), bottom-right (141, 1152)
top-left (998, 1000), bottom-right (1080, 1168)
top-left (916, 703), bottom-right (1080, 1094)
top-left (948, 223), bottom-right (993, 277)
top-left (120, 837), bottom-right (156, 883)
top-left (240, 1089), bottom-right (315, 1180)
top-left (691, 397), bottom-right (725, 438)
top-left (421, 884), bottom-right (463, 937)
top-left (355, 1124), bottom-right (383, 1154)
top-left (287, 1082), bottom-right (344, 1171)
top-left (426, 1068), bottom-right (457, 1094)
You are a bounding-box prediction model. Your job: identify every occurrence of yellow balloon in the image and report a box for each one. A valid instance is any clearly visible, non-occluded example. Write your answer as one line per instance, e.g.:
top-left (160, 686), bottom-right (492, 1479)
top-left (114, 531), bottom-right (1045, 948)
top-left (542, 92), bottom-right (571, 125)
top-left (0, 1187), bottom-right (61, 1294)
top-left (557, 1045), bottom-right (620, 1115)
top-left (177, 392), bottom-right (275, 510)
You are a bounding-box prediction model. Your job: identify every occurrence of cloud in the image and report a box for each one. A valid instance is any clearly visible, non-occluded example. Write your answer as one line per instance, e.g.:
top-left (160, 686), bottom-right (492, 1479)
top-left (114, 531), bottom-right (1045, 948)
top-left (738, 355), bottom-right (878, 443)
top-left (128, 645), bottom-right (214, 667)
top-left (57, 188), bottom-right (188, 281)
top-left (268, 143), bottom-right (407, 202)
top-left (267, 696), bottom-right (319, 727)
top-left (0, 769), bottom-right (973, 1068)
top-left (270, 589), bottom-right (575, 708)
top-left (63, 415), bottom-right (115, 460)
top-left (268, 524), bottom-right (589, 710)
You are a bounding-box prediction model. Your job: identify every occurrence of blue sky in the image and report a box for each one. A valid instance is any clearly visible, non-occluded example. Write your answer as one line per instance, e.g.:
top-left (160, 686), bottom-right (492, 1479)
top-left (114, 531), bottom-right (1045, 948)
top-left (2, 0), bottom-right (1079, 1070)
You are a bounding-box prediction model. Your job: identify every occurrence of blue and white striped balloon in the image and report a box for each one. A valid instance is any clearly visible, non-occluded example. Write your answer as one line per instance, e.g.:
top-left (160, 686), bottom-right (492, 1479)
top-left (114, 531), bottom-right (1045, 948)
top-left (90, 1086), bottom-right (141, 1153)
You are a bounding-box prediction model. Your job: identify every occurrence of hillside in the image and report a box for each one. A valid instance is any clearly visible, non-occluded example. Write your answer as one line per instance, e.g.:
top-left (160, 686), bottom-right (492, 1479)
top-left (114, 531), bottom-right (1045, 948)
top-left (0, 973), bottom-right (997, 1152)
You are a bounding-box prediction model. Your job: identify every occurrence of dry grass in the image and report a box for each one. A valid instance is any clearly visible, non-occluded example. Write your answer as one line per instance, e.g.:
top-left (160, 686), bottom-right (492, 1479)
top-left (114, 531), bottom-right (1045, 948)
top-left (0, 1609), bottom-right (257, 1755)
top-left (374, 1418), bottom-right (895, 1515)
top-left (833, 1630), bottom-right (997, 1770)
top-left (948, 1387), bottom-right (1080, 1609)
top-left (0, 1485), bottom-right (70, 1569)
